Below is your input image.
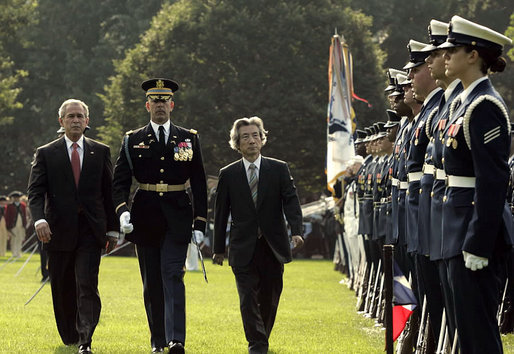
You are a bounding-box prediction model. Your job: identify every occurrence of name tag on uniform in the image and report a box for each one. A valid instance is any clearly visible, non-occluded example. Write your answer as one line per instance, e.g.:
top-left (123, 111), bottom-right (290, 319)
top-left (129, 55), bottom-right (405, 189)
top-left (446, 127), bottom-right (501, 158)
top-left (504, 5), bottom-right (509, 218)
top-left (133, 143), bottom-right (150, 149)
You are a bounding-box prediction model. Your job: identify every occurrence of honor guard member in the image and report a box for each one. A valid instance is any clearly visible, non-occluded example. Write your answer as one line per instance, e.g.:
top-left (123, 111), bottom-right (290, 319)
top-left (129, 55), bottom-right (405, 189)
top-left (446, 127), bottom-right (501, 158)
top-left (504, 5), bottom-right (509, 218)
top-left (405, 38), bottom-right (445, 348)
top-left (395, 73), bottom-right (420, 275)
top-left (354, 129), bottom-right (368, 157)
top-left (404, 39), bottom-right (444, 256)
top-left (112, 78), bottom-right (208, 353)
top-left (387, 77), bottom-right (409, 248)
top-left (425, 19), bottom-right (464, 344)
top-left (384, 110), bottom-right (401, 245)
top-left (374, 123), bottom-right (394, 256)
top-left (439, 16), bottom-right (513, 353)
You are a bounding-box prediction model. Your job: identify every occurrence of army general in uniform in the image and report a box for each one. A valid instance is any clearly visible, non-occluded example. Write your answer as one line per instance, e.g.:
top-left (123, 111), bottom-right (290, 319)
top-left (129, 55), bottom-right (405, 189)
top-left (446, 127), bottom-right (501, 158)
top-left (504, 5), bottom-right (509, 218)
top-left (112, 78), bottom-right (207, 353)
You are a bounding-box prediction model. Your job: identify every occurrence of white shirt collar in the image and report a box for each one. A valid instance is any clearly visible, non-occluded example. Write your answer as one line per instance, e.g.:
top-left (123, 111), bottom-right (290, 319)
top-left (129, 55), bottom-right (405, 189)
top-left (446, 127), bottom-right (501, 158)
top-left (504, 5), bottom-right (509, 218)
top-left (423, 87), bottom-right (443, 106)
top-left (459, 76), bottom-right (488, 103)
top-left (243, 155), bottom-right (262, 171)
top-left (444, 79), bottom-right (461, 101)
top-left (150, 119), bottom-right (171, 136)
top-left (64, 135), bottom-right (84, 150)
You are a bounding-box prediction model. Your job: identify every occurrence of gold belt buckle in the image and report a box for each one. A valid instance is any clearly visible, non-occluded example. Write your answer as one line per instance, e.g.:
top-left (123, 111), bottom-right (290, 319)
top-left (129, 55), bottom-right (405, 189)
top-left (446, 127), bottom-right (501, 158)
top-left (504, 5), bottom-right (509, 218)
top-left (156, 183), bottom-right (168, 192)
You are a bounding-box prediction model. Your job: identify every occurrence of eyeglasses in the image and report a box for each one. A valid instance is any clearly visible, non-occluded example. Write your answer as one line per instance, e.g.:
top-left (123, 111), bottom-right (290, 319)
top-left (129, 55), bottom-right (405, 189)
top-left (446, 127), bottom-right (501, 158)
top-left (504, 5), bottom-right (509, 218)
top-left (148, 95), bottom-right (173, 103)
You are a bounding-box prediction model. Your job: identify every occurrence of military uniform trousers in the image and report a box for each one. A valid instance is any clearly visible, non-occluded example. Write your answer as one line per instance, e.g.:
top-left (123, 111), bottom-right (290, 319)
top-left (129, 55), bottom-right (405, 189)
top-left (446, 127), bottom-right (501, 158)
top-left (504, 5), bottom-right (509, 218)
top-left (136, 233), bottom-right (189, 348)
top-left (448, 252), bottom-right (506, 354)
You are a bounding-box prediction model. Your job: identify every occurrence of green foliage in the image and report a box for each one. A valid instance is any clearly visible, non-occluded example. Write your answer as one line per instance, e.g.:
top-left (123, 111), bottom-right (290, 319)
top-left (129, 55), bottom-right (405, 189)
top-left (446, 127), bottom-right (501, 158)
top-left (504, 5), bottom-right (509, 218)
top-left (100, 0), bottom-right (386, 197)
top-left (0, 253), bottom-right (390, 353)
top-left (0, 0), bottom-right (35, 127)
top-left (0, 0), bottom-right (167, 192)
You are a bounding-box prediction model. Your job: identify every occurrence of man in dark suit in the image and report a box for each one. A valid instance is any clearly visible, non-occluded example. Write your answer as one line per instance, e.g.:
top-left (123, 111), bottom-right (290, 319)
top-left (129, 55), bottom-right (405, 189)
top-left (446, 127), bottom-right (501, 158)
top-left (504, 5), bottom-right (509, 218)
top-left (112, 78), bottom-right (207, 353)
top-left (27, 99), bottom-right (119, 354)
top-left (213, 117), bottom-right (304, 354)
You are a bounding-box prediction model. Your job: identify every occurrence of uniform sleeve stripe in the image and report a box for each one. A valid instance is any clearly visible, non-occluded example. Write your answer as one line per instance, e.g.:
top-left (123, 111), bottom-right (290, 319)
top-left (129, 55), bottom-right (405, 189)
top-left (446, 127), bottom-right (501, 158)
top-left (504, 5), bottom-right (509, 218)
top-left (484, 132), bottom-right (501, 144)
top-left (484, 126), bottom-right (500, 139)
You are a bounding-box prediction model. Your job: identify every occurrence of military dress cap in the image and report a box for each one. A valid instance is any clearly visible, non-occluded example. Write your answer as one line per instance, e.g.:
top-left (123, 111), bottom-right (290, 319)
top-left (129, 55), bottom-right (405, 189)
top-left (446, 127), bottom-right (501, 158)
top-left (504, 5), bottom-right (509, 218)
top-left (141, 78), bottom-right (179, 98)
top-left (0, 195), bottom-right (7, 202)
top-left (374, 122), bottom-right (388, 139)
top-left (56, 126), bottom-right (65, 134)
top-left (439, 15), bottom-right (512, 52)
top-left (354, 129), bottom-right (367, 144)
top-left (389, 73), bottom-right (409, 97)
top-left (384, 110), bottom-right (402, 128)
top-left (422, 20), bottom-right (448, 52)
top-left (385, 68), bottom-right (407, 92)
top-left (8, 191), bottom-right (23, 198)
top-left (403, 40), bottom-right (431, 69)
top-left (363, 126), bottom-right (374, 142)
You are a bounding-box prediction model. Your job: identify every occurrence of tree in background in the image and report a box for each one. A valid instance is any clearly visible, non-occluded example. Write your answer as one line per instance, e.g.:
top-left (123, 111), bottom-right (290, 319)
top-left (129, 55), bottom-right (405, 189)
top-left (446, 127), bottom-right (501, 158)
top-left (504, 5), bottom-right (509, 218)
top-left (99, 0), bottom-right (385, 196)
top-left (0, 0), bottom-right (166, 192)
top-left (0, 0), bottom-right (35, 127)
top-left (348, 0), bottom-right (513, 116)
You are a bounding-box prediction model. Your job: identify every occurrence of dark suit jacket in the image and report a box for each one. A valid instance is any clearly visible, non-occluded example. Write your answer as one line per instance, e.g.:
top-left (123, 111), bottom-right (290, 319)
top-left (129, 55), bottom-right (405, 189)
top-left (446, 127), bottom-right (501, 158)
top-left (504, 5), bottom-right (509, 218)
top-left (27, 136), bottom-right (118, 251)
top-left (213, 156), bottom-right (303, 267)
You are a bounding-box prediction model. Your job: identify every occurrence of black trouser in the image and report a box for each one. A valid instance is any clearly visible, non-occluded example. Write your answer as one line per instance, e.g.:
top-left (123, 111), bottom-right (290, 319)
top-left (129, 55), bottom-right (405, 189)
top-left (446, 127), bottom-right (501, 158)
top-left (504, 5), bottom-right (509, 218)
top-left (47, 214), bottom-right (101, 346)
top-left (39, 240), bottom-right (49, 280)
top-left (448, 253), bottom-right (505, 354)
top-left (415, 255), bottom-right (444, 345)
top-left (232, 237), bottom-right (284, 354)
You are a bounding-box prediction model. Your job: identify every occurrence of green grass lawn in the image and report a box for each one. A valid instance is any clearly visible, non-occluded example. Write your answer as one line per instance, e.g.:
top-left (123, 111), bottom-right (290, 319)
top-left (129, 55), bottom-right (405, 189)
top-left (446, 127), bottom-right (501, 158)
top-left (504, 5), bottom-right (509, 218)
top-left (0, 250), bottom-right (512, 353)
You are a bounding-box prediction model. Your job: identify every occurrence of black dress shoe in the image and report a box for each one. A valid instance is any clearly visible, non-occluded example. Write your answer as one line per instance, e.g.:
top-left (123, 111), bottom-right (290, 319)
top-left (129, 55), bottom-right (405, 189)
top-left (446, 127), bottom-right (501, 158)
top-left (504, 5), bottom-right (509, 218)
top-left (151, 347), bottom-right (164, 353)
top-left (169, 342), bottom-right (185, 354)
top-left (78, 344), bottom-right (92, 354)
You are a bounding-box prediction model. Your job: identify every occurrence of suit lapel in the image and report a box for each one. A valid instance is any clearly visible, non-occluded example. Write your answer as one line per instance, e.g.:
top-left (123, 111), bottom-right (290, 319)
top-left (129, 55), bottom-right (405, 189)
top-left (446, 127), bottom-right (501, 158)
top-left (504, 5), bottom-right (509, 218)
top-left (238, 160), bottom-right (255, 210)
top-left (256, 157), bottom-right (270, 210)
top-left (81, 137), bottom-right (95, 188)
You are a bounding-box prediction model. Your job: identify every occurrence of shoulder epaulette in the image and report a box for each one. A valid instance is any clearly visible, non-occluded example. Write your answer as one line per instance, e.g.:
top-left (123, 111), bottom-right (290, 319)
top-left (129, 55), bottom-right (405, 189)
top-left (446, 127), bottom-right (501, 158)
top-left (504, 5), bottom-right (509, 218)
top-left (125, 130), bottom-right (134, 135)
top-left (189, 129), bottom-right (198, 135)
top-left (463, 94), bottom-right (509, 150)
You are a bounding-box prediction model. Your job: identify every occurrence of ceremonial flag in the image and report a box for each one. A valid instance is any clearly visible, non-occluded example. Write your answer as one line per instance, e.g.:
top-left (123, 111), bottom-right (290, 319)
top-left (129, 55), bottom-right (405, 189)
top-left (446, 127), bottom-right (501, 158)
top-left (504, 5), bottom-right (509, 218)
top-left (392, 262), bottom-right (417, 341)
top-left (326, 32), bottom-right (356, 193)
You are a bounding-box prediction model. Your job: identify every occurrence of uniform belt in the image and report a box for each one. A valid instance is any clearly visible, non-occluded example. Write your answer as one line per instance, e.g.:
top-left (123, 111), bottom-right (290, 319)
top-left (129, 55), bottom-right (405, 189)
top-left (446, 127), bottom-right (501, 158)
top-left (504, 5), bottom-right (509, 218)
top-left (422, 164), bottom-right (434, 175)
top-left (407, 171), bottom-right (423, 183)
top-left (435, 168), bottom-right (446, 180)
top-left (446, 175), bottom-right (475, 188)
top-left (399, 181), bottom-right (409, 190)
top-left (139, 183), bottom-right (186, 192)
top-left (391, 178), bottom-right (399, 187)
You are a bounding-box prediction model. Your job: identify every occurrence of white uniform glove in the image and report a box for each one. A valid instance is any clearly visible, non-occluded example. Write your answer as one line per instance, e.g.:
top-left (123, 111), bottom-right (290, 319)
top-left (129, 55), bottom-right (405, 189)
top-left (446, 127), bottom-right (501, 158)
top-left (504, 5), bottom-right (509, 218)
top-left (462, 251), bottom-right (488, 271)
top-left (120, 211), bottom-right (134, 234)
top-left (192, 230), bottom-right (205, 243)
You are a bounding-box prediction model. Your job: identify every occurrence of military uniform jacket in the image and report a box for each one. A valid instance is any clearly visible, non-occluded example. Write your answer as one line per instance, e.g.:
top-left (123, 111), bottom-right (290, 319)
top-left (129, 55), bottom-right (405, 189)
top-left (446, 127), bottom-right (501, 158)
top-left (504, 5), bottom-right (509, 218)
top-left (213, 157), bottom-right (303, 267)
top-left (441, 78), bottom-right (514, 259)
top-left (28, 136), bottom-right (118, 251)
top-left (112, 122), bottom-right (207, 246)
top-left (429, 81), bottom-right (463, 260)
top-left (406, 88), bottom-right (443, 254)
top-left (357, 154), bottom-right (372, 235)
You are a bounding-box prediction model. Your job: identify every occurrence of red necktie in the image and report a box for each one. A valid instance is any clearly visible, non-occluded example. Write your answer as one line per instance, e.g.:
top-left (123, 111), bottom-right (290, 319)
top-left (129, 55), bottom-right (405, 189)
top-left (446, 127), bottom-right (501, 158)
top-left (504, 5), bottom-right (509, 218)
top-left (71, 143), bottom-right (80, 187)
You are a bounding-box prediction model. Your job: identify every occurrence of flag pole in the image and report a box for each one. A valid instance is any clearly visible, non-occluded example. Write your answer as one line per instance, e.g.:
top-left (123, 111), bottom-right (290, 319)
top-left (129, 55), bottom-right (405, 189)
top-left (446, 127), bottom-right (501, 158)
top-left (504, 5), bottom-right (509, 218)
top-left (383, 244), bottom-right (394, 354)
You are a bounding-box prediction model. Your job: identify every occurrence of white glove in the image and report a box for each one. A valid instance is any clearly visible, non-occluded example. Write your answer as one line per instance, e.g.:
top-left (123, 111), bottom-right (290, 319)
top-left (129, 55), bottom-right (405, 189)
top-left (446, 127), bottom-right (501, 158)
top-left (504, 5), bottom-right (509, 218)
top-left (120, 211), bottom-right (134, 234)
top-left (462, 251), bottom-right (488, 271)
top-left (192, 230), bottom-right (205, 243)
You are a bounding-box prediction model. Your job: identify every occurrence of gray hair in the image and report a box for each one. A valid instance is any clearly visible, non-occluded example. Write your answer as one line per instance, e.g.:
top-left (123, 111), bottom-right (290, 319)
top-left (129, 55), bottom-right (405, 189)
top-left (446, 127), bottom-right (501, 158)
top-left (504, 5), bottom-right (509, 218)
top-left (229, 116), bottom-right (268, 151)
top-left (58, 99), bottom-right (89, 118)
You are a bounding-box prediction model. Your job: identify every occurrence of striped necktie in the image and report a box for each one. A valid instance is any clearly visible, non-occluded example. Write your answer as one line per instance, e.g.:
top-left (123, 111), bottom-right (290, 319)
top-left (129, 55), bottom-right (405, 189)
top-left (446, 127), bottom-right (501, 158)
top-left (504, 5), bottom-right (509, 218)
top-left (248, 163), bottom-right (258, 206)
